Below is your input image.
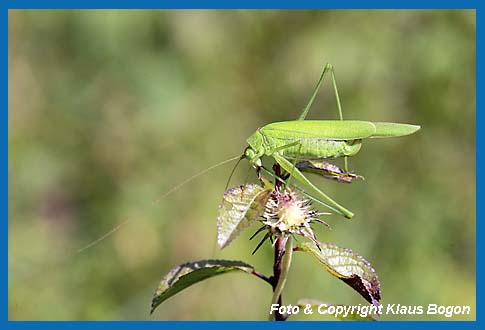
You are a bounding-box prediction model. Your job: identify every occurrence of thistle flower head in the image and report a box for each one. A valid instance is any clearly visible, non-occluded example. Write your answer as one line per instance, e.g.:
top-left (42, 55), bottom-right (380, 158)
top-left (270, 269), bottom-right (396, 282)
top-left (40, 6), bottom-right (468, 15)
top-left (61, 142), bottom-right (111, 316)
top-left (263, 187), bottom-right (324, 237)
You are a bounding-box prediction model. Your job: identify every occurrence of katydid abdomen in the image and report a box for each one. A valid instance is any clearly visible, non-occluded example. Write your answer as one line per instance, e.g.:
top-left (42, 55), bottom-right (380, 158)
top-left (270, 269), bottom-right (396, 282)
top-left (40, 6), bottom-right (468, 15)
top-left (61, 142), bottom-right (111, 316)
top-left (263, 136), bottom-right (362, 159)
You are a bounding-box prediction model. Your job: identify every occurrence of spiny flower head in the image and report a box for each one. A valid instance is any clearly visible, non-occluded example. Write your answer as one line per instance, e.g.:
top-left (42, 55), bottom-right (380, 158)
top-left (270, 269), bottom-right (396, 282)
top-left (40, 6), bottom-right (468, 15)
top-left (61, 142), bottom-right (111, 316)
top-left (263, 187), bottom-right (324, 236)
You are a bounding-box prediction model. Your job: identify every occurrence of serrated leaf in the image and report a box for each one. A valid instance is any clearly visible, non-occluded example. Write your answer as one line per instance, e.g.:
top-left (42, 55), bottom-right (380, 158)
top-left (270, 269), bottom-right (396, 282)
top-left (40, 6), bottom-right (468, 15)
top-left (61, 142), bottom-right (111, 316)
top-left (217, 183), bottom-right (272, 249)
top-left (296, 242), bottom-right (381, 306)
top-left (297, 298), bottom-right (375, 321)
top-left (151, 259), bottom-right (255, 314)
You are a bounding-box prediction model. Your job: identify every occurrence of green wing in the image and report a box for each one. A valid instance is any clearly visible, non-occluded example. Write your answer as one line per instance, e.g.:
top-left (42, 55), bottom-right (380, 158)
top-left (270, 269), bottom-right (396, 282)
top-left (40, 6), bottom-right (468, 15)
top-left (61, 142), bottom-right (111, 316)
top-left (261, 120), bottom-right (420, 140)
top-left (262, 120), bottom-right (377, 140)
top-left (370, 122), bottom-right (421, 138)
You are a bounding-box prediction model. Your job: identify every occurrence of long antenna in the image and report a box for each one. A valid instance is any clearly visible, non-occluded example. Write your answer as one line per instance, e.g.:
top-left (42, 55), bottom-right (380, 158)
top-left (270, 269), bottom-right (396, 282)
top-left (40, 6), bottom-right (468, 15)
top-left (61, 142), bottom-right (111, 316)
top-left (76, 154), bottom-right (243, 254)
top-left (223, 154), bottom-right (245, 192)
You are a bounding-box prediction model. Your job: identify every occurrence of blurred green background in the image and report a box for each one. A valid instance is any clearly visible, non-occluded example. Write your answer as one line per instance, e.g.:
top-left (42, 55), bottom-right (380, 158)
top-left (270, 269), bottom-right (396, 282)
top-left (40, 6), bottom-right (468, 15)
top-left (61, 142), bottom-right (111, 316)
top-left (8, 10), bottom-right (475, 320)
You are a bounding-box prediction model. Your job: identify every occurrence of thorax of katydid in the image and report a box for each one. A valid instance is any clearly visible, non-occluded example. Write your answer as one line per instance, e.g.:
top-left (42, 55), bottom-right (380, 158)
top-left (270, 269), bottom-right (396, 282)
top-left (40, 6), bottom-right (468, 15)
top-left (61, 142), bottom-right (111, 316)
top-left (245, 129), bottom-right (265, 167)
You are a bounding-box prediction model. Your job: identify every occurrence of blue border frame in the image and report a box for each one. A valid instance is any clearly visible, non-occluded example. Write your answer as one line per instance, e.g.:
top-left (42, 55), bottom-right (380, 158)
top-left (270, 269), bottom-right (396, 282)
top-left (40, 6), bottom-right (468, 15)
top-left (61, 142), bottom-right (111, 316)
top-left (5, 1), bottom-right (479, 328)
top-left (3, 1), bottom-right (480, 9)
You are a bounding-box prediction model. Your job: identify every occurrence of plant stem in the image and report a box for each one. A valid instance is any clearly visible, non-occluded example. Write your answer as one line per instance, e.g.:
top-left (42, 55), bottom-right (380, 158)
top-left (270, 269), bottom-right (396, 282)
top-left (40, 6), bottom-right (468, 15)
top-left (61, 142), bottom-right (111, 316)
top-left (273, 164), bottom-right (283, 190)
top-left (251, 270), bottom-right (272, 285)
top-left (270, 236), bottom-right (285, 321)
top-left (269, 235), bottom-right (293, 321)
top-left (268, 164), bottom-right (293, 321)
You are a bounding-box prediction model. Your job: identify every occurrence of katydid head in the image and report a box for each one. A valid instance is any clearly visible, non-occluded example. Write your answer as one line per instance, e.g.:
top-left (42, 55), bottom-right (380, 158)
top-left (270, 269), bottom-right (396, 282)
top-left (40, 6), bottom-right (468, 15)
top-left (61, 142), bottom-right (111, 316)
top-left (245, 130), bottom-right (264, 168)
top-left (244, 147), bottom-right (262, 167)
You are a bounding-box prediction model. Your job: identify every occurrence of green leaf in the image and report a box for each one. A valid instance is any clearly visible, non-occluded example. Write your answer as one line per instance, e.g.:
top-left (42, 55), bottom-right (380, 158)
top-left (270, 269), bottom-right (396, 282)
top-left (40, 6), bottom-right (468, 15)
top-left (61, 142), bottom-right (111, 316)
top-left (296, 242), bottom-right (381, 306)
top-left (297, 298), bottom-right (376, 321)
top-left (217, 183), bottom-right (272, 249)
top-left (151, 259), bottom-right (255, 314)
